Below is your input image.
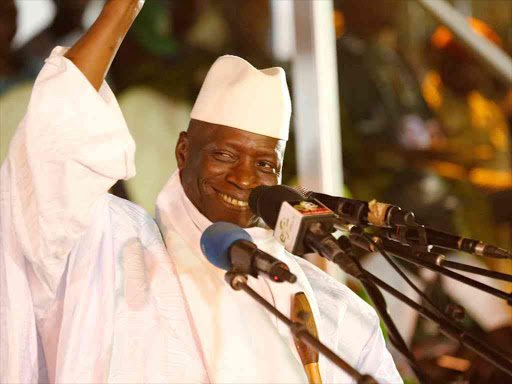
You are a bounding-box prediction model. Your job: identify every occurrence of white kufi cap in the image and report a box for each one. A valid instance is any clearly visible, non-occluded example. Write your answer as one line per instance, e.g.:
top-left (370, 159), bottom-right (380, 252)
top-left (190, 55), bottom-right (291, 141)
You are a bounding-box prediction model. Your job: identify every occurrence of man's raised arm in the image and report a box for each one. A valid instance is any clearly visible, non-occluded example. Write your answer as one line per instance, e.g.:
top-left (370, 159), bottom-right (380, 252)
top-left (65, 0), bottom-right (144, 90)
top-left (1, 0), bottom-right (147, 301)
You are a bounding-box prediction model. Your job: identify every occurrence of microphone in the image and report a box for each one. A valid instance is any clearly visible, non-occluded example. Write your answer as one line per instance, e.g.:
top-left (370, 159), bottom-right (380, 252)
top-left (249, 184), bottom-right (307, 230)
top-left (249, 186), bottom-right (362, 277)
top-left (249, 185), bottom-right (335, 255)
top-left (294, 186), bottom-right (511, 260)
top-left (293, 186), bottom-right (417, 228)
top-left (200, 222), bottom-right (297, 283)
top-left (380, 226), bottom-right (512, 260)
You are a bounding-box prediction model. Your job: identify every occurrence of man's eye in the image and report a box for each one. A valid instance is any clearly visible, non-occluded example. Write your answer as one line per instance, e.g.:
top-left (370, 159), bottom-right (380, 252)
top-left (258, 161), bottom-right (276, 173)
top-left (213, 152), bottom-right (235, 162)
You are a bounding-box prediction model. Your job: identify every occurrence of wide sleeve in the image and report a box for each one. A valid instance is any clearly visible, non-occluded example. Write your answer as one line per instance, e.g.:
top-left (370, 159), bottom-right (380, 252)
top-left (3, 46), bottom-right (136, 295)
top-left (357, 311), bottom-right (404, 384)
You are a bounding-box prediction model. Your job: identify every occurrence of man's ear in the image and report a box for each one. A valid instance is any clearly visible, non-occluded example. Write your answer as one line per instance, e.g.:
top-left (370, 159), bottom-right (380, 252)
top-left (175, 131), bottom-right (189, 170)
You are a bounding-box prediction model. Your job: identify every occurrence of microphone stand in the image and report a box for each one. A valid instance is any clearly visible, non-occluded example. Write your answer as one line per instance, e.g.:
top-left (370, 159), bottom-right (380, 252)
top-left (353, 271), bottom-right (435, 384)
top-left (223, 270), bottom-right (379, 384)
top-left (318, 236), bottom-right (512, 379)
top-left (349, 234), bottom-right (512, 304)
top-left (428, 251), bottom-right (512, 282)
top-left (306, 224), bottom-right (435, 383)
top-left (369, 227), bottom-right (512, 282)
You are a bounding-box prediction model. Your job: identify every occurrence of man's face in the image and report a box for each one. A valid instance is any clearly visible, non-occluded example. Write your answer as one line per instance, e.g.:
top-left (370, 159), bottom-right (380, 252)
top-left (176, 120), bottom-right (285, 228)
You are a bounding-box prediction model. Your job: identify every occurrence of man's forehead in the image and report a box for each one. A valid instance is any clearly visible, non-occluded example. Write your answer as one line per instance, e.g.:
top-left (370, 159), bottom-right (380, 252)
top-left (190, 120), bottom-right (285, 153)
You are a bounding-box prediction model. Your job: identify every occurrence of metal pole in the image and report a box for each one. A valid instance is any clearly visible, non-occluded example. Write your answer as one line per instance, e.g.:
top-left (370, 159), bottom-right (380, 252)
top-left (416, 0), bottom-right (512, 86)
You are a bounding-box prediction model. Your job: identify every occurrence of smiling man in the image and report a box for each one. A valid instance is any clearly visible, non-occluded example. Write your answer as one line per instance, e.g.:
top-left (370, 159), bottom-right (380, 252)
top-left (175, 54), bottom-right (289, 229)
top-left (177, 120), bottom-right (284, 226)
top-left (154, 51), bottom-right (402, 384)
top-left (1, 1), bottom-right (401, 383)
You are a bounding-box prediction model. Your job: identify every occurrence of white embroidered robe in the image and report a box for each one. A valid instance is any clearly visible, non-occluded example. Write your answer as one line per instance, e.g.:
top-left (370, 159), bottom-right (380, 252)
top-left (0, 47), bottom-right (402, 384)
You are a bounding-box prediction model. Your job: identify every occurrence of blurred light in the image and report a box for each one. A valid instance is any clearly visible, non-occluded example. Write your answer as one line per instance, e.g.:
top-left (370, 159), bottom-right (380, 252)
top-left (431, 26), bottom-right (452, 50)
top-left (430, 163), bottom-right (512, 189)
top-left (333, 10), bottom-right (345, 39)
top-left (469, 168), bottom-right (512, 189)
top-left (473, 144), bottom-right (494, 160)
top-left (430, 161), bottom-right (466, 181)
top-left (468, 91), bottom-right (510, 151)
top-left (431, 17), bottom-right (502, 50)
top-left (422, 71), bottom-right (443, 109)
top-left (490, 124), bottom-right (509, 150)
top-left (468, 91), bottom-right (495, 130)
top-left (437, 355), bottom-right (471, 372)
top-left (13, 0), bottom-right (56, 49)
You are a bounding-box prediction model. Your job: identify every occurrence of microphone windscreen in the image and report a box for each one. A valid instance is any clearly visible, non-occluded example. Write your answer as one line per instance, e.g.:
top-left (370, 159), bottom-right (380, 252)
top-left (200, 222), bottom-right (253, 270)
top-left (296, 187), bottom-right (341, 212)
top-left (292, 186), bottom-right (312, 199)
top-left (248, 185), bottom-right (270, 216)
top-left (251, 185), bottom-right (305, 229)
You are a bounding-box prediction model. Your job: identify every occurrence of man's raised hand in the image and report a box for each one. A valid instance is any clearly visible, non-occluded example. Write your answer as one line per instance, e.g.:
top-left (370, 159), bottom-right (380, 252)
top-left (65, 0), bottom-right (146, 90)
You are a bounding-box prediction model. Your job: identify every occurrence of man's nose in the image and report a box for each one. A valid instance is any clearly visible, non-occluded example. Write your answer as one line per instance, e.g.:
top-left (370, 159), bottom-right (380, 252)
top-left (226, 159), bottom-right (258, 190)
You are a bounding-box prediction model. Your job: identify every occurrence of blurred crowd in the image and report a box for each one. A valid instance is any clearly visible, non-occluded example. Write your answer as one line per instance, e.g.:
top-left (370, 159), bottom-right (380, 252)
top-left (1, 0), bottom-right (511, 382)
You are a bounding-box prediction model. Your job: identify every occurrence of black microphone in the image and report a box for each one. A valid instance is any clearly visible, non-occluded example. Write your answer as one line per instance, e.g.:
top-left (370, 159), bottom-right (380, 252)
top-left (380, 226), bottom-right (512, 260)
top-left (293, 186), bottom-right (417, 228)
top-left (249, 184), bottom-right (306, 230)
top-left (295, 186), bottom-right (511, 260)
top-left (249, 186), bottom-right (362, 277)
top-left (249, 185), bottom-right (334, 255)
top-left (200, 222), bottom-right (297, 283)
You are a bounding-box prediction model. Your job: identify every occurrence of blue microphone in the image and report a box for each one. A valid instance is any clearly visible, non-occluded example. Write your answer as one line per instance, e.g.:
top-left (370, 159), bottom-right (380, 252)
top-left (200, 222), bottom-right (297, 283)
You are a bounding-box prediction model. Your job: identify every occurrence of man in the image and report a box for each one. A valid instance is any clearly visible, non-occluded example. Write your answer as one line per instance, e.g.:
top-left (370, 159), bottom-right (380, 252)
top-left (1, 1), bottom-right (402, 383)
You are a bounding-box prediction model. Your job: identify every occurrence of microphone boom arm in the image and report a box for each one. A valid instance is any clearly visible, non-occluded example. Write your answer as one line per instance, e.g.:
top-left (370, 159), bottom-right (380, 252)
top-left (350, 234), bottom-right (512, 305)
top-left (356, 267), bottom-right (512, 378)
top-left (224, 271), bottom-right (379, 384)
top-left (304, 225), bottom-right (435, 383)
top-left (313, 231), bottom-right (512, 378)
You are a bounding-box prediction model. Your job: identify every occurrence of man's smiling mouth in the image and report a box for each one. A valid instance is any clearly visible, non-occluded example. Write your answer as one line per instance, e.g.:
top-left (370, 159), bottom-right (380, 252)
top-left (217, 192), bottom-right (249, 207)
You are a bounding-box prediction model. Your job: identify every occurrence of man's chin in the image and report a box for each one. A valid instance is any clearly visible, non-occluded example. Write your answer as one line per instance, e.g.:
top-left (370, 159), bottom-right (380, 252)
top-left (204, 197), bottom-right (257, 228)
top-left (210, 215), bottom-right (258, 229)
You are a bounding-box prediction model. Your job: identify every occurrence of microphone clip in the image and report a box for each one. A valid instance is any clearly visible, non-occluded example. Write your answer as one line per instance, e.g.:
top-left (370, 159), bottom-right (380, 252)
top-left (229, 240), bottom-right (297, 283)
top-left (224, 271), bottom-right (249, 291)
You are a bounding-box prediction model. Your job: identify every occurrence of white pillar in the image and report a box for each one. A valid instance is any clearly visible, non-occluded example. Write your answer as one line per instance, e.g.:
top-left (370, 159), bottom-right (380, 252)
top-left (291, 0), bottom-right (343, 196)
top-left (270, 0), bottom-right (296, 62)
top-left (271, 0), bottom-right (345, 281)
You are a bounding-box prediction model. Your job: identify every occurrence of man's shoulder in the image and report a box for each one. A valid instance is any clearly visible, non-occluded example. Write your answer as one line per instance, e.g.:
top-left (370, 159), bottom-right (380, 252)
top-left (107, 194), bottom-right (152, 220)
top-left (106, 194), bottom-right (163, 243)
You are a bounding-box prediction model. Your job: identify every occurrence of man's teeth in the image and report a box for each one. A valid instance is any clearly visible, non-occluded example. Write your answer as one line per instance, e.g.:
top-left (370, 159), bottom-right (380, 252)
top-left (218, 193), bottom-right (248, 207)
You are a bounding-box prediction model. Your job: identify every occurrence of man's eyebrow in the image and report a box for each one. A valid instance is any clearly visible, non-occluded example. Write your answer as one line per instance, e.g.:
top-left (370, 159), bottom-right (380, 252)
top-left (206, 140), bottom-right (281, 156)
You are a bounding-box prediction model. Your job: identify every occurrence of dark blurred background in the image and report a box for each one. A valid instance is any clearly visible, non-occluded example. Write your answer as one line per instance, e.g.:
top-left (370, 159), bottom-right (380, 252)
top-left (1, 1), bottom-right (511, 382)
